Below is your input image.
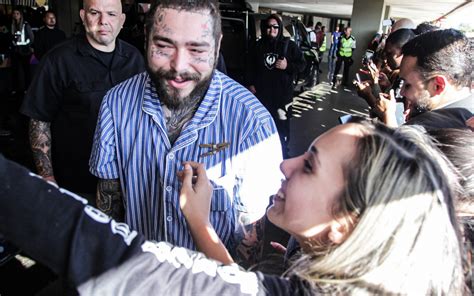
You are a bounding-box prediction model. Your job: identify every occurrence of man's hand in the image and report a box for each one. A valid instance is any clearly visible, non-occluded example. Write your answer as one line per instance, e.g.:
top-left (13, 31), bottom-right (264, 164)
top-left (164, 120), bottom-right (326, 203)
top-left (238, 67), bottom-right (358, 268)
top-left (355, 80), bottom-right (377, 109)
top-left (275, 57), bottom-right (288, 70)
top-left (96, 179), bottom-right (124, 222)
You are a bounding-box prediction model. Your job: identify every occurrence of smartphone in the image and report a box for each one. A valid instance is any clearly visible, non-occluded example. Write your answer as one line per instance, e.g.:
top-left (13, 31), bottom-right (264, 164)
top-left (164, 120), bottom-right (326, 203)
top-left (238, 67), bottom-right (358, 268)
top-left (362, 50), bottom-right (374, 65)
top-left (382, 19), bottom-right (393, 26)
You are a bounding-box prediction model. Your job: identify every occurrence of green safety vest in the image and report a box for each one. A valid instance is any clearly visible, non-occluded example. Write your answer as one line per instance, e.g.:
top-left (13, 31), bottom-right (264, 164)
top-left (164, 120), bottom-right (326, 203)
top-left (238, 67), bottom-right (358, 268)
top-left (339, 36), bottom-right (354, 57)
top-left (319, 35), bottom-right (327, 52)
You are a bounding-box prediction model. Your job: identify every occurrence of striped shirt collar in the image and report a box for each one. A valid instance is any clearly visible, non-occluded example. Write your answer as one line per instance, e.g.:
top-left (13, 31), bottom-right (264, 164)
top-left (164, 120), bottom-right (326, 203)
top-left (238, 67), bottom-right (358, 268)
top-left (142, 71), bottom-right (223, 149)
top-left (142, 71), bottom-right (222, 129)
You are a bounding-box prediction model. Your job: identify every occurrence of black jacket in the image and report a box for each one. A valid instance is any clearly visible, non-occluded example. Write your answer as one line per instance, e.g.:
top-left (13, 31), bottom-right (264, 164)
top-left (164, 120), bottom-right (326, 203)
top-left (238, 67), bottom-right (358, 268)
top-left (248, 16), bottom-right (305, 114)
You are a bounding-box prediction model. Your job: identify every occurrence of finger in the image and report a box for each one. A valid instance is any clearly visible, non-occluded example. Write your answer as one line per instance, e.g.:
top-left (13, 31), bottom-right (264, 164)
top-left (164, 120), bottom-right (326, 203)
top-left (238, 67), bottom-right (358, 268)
top-left (181, 163), bottom-right (194, 190)
top-left (389, 89), bottom-right (395, 101)
top-left (194, 163), bottom-right (210, 187)
top-left (378, 92), bottom-right (389, 100)
top-left (270, 241), bottom-right (287, 254)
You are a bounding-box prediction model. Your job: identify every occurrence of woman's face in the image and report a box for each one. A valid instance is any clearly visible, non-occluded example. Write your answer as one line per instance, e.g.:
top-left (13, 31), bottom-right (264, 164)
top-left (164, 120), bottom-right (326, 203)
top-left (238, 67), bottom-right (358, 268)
top-left (267, 124), bottom-right (360, 241)
top-left (12, 10), bottom-right (21, 22)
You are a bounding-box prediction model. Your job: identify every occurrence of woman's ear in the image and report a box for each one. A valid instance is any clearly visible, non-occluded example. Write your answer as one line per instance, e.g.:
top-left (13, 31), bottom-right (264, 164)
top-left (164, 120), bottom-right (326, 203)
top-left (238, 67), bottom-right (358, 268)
top-left (328, 221), bottom-right (348, 245)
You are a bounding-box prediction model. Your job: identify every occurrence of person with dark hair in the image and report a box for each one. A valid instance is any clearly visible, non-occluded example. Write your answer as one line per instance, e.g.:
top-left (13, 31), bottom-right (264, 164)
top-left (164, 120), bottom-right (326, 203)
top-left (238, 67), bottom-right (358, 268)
top-left (20, 0), bottom-right (145, 202)
top-left (384, 28), bottom-right (416, 71)
top-left (247, 14), bottom-right (305, 158)
top-left (10, 7), bottom-right (34, 95)
top-left (89, 0), bottom-right (283, 266)
top-left (355, 28), bottom-right (416, 123)
top-left (0, 121), bottom-right (468, 294)
top-left (33, 10), bottom-right (66, 60)
top-left (331, 26), bottom-right (356, 89)
top-left (400, 29), bottom-right (473, 127)
top-left (413, 22), bottom-right (439, 35)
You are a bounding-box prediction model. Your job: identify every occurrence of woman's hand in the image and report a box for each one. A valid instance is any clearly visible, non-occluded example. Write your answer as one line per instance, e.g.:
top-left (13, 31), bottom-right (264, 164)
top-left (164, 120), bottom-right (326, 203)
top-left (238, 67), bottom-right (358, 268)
top-left (178, 162), bottom-right (213, 225)
top-left (178, 162), bottom-right (234, 265)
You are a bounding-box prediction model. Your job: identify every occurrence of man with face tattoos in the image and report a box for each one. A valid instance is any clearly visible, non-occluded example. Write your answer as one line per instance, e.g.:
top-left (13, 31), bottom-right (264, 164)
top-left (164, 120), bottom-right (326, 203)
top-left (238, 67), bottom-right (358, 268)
top-left (20, 0), bottom-right (145, 203)
top-left (89, 0), bottom-right (283, 265)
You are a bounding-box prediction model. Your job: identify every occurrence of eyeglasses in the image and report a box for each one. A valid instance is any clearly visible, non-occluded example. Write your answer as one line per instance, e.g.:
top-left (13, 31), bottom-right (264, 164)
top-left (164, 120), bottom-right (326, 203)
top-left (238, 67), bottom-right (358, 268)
top-left (267, 25), bottom-right (279, 30)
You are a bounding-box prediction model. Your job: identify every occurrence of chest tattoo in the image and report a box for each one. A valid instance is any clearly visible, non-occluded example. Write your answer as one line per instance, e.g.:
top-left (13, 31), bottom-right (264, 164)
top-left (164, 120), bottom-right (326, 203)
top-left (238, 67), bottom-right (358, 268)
top-left (161, 97), bottom-right (201, 144)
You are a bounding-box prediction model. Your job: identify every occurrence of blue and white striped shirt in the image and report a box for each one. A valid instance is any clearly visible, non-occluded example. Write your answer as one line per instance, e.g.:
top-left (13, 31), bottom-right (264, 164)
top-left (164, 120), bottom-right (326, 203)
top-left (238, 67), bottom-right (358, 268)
top-left (89, 71), bottom-right (283, 251)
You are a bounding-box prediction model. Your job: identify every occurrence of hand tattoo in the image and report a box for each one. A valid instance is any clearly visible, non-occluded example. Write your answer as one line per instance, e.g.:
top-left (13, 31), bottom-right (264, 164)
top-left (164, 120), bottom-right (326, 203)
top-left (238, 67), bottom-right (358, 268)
top-left (29, 119), bottom-right (54, 179)
top-left (97, 179), bottom-right (125, 222)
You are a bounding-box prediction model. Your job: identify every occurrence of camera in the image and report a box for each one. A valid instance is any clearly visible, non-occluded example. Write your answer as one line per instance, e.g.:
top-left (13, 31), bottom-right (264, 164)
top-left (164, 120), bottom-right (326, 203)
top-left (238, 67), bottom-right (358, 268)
top-left (362, 49), bottom-right (374, 65)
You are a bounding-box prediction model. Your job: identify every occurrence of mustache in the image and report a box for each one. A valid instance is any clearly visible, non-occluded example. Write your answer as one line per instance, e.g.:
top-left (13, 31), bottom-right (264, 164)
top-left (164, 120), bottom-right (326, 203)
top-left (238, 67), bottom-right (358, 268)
top-left (156, 68), bottom-right (201, 82)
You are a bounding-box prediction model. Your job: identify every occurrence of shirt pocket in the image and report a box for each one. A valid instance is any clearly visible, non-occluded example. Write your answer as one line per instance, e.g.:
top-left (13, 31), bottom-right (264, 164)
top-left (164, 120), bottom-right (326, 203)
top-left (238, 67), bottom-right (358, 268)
top-left (209, 174), bottom-right (233, 212)
top-left (210, 186), bottom-right (232, 212)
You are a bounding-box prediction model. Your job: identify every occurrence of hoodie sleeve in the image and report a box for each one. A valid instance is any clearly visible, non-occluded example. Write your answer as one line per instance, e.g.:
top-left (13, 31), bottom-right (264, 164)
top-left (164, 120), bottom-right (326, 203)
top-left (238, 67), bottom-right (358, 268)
top-left (284, 40), bottom-right (306, 74)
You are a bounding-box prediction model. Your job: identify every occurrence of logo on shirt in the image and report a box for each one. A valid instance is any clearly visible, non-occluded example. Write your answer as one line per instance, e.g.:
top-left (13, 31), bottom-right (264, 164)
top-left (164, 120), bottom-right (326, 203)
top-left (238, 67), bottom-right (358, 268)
top-left (264, 53), bottom-right (279, 69)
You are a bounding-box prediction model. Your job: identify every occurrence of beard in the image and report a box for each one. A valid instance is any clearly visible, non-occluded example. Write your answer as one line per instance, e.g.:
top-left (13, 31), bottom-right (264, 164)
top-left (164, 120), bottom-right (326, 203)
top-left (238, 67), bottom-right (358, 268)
top-left (146, 65), bottom-right (214, 110)
top-left (409, 89), bottom-right (432, 117)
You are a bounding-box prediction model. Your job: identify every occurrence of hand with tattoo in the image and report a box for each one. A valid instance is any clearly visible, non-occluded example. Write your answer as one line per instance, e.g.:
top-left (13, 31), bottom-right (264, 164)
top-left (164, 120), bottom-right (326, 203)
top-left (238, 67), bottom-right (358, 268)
top-left (235, 218), bottom-right (265, 267)
top-left (29, 119), bottom-right (56, 183)
top-left (96, 179), bottom-right (125, 222)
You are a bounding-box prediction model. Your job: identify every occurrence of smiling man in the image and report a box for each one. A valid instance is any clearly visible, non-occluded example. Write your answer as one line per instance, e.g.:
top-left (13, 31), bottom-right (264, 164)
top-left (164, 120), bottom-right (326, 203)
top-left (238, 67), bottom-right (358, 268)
top-left (89, 0), bottom-right (283, 263)
top-left (21, 0), bottom-right (145, 202)
top-left (399, 29), bottom-right (473, 128)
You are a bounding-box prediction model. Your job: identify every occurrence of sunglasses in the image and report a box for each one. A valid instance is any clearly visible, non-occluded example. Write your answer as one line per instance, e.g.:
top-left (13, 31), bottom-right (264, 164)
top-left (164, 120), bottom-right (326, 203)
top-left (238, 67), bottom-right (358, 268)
top-left (267, 25), bottom-right (280, 30)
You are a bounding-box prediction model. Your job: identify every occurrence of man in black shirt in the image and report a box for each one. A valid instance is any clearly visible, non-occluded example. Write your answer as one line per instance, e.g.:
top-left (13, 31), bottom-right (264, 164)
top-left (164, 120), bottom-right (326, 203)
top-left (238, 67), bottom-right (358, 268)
top-left (33, 10), bottom-right (66, 60)
top-left (21, 0), bottom-right (145, 202)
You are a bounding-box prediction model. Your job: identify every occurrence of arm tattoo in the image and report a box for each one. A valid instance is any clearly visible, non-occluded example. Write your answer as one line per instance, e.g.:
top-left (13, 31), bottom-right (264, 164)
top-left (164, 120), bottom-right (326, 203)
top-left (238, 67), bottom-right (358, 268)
top-left (96, 179), bottom-right (125, 222)
top-left (235, 217), bottom-right (266, 268)
top-left (29, 119), bottom-right (54, 178)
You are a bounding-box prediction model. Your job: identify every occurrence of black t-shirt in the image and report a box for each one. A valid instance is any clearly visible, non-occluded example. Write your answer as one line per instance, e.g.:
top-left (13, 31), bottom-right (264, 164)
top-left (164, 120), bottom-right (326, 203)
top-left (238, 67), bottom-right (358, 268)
top-left (0, 154), bottom-right (310, 295)
top-left (20, 35), bottom-right (145, 194)
top-left (34, 27), bottom-right (66, 60)
top-left (92, 47), bottom-right (115, 69)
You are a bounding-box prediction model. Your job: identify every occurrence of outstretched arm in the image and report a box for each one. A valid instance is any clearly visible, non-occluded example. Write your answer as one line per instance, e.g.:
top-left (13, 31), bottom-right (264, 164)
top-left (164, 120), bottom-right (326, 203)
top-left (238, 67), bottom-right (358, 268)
top-left (29, 119), bottom-right (55, 183)
top-left (0, 154), bottom-right (144, 287)
top-left (179, 162), bottom-right (234, 265)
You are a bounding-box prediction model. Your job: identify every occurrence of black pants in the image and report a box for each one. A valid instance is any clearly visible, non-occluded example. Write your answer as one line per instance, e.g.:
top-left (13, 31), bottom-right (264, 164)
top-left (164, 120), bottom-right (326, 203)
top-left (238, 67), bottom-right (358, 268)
top-left (11, 52), bottom-right (31, 93)
top-left (332, 56), bottom-right (353, 85)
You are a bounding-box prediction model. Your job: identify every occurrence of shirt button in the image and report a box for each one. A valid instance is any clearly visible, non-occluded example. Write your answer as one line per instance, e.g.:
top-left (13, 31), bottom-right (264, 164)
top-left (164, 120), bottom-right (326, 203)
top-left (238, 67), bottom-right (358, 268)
top-left (166, 216), bottom-right (172, 222)
top-left (168, 153), bottom-right (174, 160)
top-left (166, 186), bottom-right (172, 192)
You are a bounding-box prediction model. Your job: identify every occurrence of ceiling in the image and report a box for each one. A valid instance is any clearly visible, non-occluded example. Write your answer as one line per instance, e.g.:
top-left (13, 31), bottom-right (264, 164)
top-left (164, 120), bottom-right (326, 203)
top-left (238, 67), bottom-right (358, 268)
top-left (255, 0), bottom-right (472, 25)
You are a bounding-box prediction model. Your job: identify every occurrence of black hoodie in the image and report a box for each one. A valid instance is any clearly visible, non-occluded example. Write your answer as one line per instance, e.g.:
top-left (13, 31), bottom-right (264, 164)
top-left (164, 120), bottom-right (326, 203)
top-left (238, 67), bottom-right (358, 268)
top-left (248, 15), bottom-right (306, 115)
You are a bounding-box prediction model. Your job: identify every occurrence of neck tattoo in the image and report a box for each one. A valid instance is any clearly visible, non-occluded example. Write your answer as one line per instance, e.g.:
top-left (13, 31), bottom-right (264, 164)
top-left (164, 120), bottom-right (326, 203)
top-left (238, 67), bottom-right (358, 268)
top-left (161, 95), bottom-right (202, 144)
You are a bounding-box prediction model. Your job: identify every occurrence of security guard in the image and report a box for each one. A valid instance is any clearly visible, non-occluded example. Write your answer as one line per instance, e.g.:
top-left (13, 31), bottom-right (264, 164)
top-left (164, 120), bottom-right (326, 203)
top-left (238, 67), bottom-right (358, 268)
top-left (331, 26), bottom-right (356, 89)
